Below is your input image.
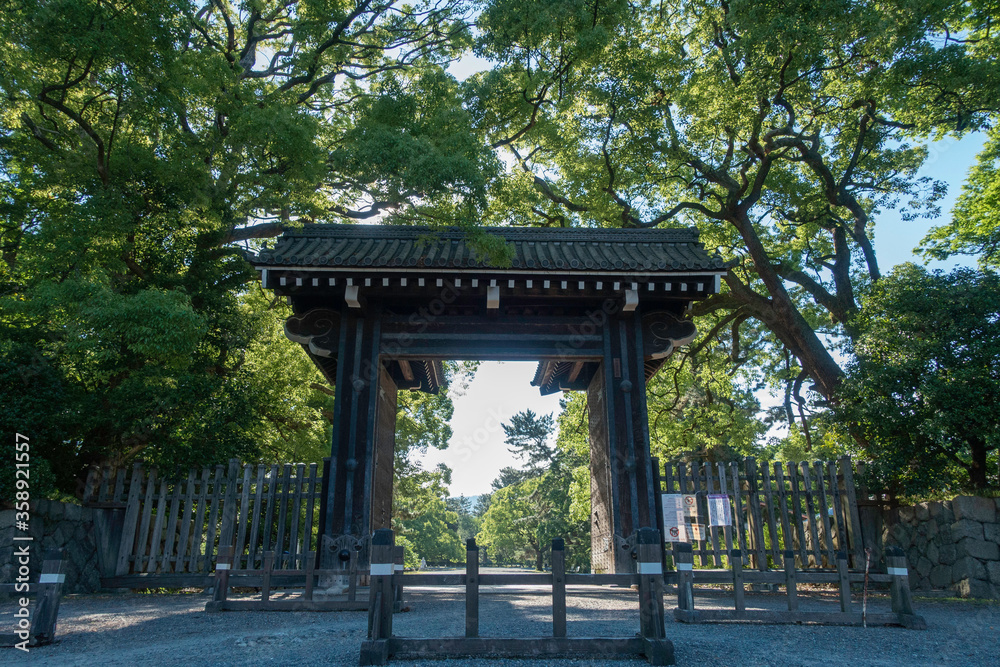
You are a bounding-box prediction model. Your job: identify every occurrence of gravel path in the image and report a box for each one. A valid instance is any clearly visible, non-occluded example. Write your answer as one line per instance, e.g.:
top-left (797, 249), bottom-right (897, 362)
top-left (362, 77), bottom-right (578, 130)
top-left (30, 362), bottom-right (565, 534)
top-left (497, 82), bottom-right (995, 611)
top-left (4, 584), bottom-right (998, 666)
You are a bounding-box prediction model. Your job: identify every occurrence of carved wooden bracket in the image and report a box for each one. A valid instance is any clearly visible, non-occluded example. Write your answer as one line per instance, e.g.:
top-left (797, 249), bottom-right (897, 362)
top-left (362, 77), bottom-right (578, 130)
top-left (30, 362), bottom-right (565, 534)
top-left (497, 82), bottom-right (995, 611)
top-left (642, 311), bottom-right (697, 360)
top-left (284, 308), bottom-right (341, 358)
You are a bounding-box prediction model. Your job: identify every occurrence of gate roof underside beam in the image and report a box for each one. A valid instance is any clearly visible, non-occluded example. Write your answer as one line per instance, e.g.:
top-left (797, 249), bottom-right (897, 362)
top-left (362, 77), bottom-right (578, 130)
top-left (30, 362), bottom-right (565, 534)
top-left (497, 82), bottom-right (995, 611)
top-left (248, 224), bottom-right (728, 395)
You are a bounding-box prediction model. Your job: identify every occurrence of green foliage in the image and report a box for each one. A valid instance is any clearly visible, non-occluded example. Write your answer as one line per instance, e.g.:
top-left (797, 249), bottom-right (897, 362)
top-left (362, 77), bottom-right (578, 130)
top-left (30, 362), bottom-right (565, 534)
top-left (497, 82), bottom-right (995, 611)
top-left (478, 408), bottom-right (589, 570)
top-left (0, 0), bottom-right (484, 494)
top-left (922, 127), bottom-right (1000, 269)
top-left (396, 493), bottom-right (465, 565)
top-left (468, 0), bottom-right (1000, 405)
top-left (838, 264), bottom-right (1000, 496)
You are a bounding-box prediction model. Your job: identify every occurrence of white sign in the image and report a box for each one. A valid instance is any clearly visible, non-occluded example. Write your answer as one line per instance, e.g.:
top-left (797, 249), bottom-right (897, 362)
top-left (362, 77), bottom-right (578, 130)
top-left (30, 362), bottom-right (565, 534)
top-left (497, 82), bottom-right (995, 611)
top-left (683, 494), bottom-right (699, 518)
top-left (689, 523), bottom-right (705, 541)
top-left (708, 494), bottom-right (731, 527)
top-left (661, 494), bottom-right (688, 542)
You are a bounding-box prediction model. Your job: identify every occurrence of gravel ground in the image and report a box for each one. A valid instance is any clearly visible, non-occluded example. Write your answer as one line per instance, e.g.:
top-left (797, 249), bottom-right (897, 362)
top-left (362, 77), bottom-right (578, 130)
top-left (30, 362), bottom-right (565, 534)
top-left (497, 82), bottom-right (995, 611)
top-left (4, 578), bottom-right (998, 666)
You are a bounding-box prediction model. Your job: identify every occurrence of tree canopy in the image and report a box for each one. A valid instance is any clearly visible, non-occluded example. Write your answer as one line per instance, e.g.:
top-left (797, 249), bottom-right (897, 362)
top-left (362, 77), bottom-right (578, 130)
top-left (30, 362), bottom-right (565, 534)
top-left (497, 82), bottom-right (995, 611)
top-left (839, 264), bottom-right (1000, 495)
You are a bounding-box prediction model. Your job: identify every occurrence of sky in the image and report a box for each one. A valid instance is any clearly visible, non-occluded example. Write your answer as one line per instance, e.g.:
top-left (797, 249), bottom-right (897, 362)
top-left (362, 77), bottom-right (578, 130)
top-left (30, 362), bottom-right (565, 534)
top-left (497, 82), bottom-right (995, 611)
top-left (422, 58), bottom-right (989, 498)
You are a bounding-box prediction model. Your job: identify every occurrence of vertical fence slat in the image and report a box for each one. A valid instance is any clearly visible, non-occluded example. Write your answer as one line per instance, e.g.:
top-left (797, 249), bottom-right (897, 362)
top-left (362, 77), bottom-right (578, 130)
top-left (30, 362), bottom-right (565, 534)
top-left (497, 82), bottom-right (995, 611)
top-left (302, 463), bottom-right (318, 559)
top-left (814, 461), bottom-right (835, 566)
top-left (145, 479), bottom-right (169, 573)
top-left (717, 462), bottom-right (734, 557)
top-left (234, 465), bottom-right (253, 570)
top-left (691, 462), bottom-right (709, 566)
top-left (135, 468), bottom-right (158, 572)
top-left (289, 463), bottom-right (305, 569)
top-left (217, 459), bottom-right (240, 557)
top-left (664, 462), bottom-right (675, 494)
top-left (800, 462), bottom-right (822, 567)
top-left (787, 462), bottom-right (808, 567)
top-left (760, 464), bottom-right (780, 569)
top-left (827, 461), bottom-right (848, 555)
top-left (174, 470), bottom-right (197, 573)
top-left (112, 466), bottom-right (126, 505)
top-left (98, 466), bottom-right (111, 504)
top-left (262, 464), bottom-right (279, 557)
top-left (190, 467), bottom-right (211, 572)
top-left (704, 462), bottom-right (723, 567)
top-left (745, 458), bottom-right (766, 571)
top-left (773, 463), bottom-right (792, 557)
top-left (116, 463), bottom-right (144, 575)
top-left (202, 465), bottom-right (225, 572)
top-left (161, 477), bottom-right (184, 573)
top-left (274, 464), bottom-right (292, 569)
top-left (730, 462), bottom-right (749, 566)
top-left (840, 456), bottom-right (865, 568)
top-left (247, 465), bottom-right (267, 569)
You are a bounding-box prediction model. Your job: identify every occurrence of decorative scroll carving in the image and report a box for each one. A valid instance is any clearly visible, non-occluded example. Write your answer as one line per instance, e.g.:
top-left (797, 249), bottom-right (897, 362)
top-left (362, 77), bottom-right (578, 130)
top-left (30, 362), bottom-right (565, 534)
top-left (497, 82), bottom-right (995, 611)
top-left (641, 311), bottom-right (697, 360)
top-left (320, 533), bottom-right (370, 568)
top-left (284, 308), bottom-right (341, 358)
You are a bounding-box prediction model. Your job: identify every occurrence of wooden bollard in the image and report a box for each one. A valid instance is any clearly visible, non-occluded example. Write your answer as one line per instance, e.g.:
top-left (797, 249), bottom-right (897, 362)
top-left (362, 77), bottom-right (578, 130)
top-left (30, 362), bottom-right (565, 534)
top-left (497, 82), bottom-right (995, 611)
top-left (675, 542), bottom-right (694, 614)
top-left (886, 546), bottom-right (927, 629)
top-left (261, 551), bottom-right (274, 602)
top-left (361, 529), bottom-right (395, 665)
top-left (887, 546), bottom-right (913, 616)
top-left (304, 550), bottom-right (317, 601)
top-left (836, 551), bottom-right (851, 612)
top-left (393, 545), bottom-right (405, 609)
top-left (730, 548), bottom-right (745, 613)
top-left (30, 549), bottom-right (66, 645)
top-left (783, 550), bottom-right (798, 611)
top-left (465, 538), bottom-right (479, 638)
top-left (637, 527), bottom-right (666, 640)
top-left (551, 538), bottom-right (566, 638)
top-left (212, 545), bottom-right (234, 605)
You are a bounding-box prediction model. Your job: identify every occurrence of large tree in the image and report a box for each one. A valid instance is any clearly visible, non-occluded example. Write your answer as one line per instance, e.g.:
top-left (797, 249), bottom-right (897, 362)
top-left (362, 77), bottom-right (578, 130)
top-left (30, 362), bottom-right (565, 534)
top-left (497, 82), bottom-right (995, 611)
top-left (839, 264), bottom-right (1000, 495)
top-left (467, 0), bottom-right (1000, 404)
top-left (0, 0), bottom-right (491, 489)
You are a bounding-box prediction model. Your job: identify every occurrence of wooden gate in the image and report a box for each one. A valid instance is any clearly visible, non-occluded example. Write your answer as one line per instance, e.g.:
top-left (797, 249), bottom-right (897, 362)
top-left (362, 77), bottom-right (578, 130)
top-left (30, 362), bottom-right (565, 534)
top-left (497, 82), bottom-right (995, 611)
top-left (653, 455), bottom-right (866, 570)
top-left (83, 460), bottom-right (323, 587)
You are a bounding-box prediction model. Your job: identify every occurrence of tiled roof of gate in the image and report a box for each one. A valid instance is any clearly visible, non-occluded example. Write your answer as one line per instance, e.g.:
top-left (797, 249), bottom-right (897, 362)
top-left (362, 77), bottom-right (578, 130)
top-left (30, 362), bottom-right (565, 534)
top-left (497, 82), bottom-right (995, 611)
top-left (251, 224), bottom-right (727, 272)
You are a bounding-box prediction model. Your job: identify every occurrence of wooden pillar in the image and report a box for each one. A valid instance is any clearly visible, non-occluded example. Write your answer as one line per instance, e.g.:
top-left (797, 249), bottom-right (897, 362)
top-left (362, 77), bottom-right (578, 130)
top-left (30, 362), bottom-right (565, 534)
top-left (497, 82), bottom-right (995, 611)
top-left (586, 309), bottom-right (659, 574)
top-left (371, 365), bottom-right (398, 532)
top-left (318, 306), bottom-right (386, 560)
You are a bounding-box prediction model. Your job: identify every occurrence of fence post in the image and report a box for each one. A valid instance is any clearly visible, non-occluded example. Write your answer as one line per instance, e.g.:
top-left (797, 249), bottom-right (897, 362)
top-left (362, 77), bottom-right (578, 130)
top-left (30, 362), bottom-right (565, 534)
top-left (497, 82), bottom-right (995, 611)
top-left (217, 459), bottom-right (240, 555)
top-left (465, 538), bottom-right (479, 638)
top-left (675, 542), bottom-right (694, 621)
top-left (731, 548), bottom-right (745, 614)
top-left (361, 529), bottom-right (395, 666)
top-left (637, 527), bottom-right (673, 666)
top-left (783, 550), bottom-right (798, 611)
top-left (887, 546), bottom-right (926, 629)
top-left (205, 545), bottom-right (233, 612)
top-left (29, 549), bottom-right (65, 646)
top-left (551, 538), bottom-right (566, 638)
top-left (393, 545), bottom-right (405, 611)
top-left (262, 551), bottom-right (274, 602)
top-left (836, 551), bottom-right (851, 612)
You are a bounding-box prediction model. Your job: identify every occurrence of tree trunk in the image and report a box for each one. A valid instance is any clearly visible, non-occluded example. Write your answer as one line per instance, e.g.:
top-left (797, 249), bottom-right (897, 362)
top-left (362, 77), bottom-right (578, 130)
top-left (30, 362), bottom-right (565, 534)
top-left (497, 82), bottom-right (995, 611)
top-left (968, 437), bottom-right (990, 490)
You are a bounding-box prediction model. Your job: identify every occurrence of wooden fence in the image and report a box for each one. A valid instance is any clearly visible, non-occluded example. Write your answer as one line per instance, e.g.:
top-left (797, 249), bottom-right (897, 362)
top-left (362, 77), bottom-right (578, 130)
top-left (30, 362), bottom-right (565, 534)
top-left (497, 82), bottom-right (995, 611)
top-left (653, 455), bottom-right (866, 571)
top-left (83, 460), bottom-right (323, 580)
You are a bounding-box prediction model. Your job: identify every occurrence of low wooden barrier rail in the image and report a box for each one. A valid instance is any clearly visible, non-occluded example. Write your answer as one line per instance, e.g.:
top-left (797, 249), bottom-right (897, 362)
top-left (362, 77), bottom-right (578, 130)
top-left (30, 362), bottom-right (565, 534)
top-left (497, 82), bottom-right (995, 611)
top-left (205, 545), bottom-right (404, 613)
top-left (672, 544), bottom-right (926, 629)
top-left (360, 528), bottom-right (675, 666)
top-left (1, 549), bottom-right (67, 648)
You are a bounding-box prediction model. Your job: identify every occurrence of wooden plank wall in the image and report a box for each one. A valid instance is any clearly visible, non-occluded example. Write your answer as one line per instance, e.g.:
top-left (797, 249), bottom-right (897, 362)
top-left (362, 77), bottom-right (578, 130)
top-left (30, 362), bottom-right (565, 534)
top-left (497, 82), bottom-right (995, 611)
top-left (656, 456), bottom-right (865, 571)
top-left (83, 461), bottom-right (322, 575)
